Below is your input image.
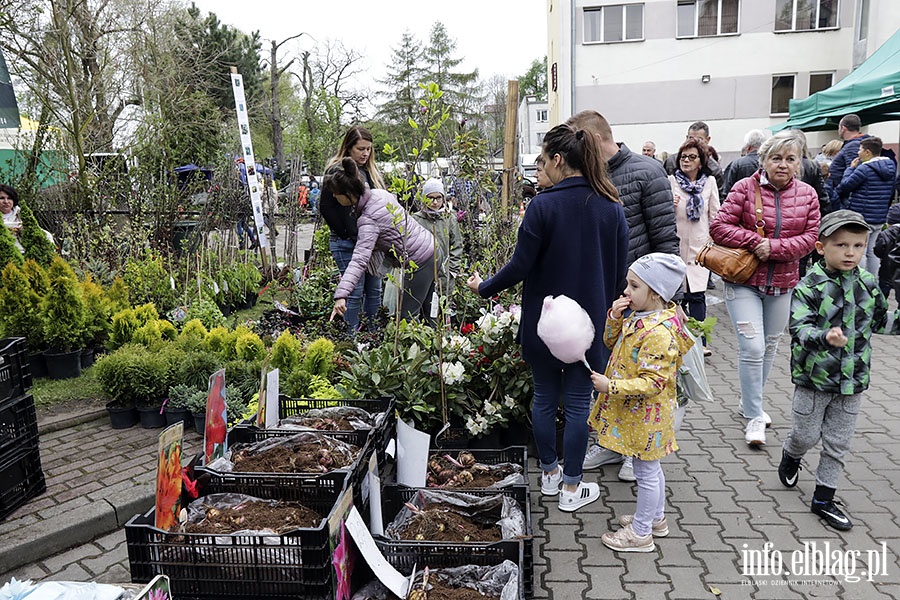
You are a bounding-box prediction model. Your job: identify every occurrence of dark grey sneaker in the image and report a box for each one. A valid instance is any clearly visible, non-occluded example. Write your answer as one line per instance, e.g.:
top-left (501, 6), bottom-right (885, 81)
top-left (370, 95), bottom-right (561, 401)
top-left (811, 498), bottom-right (853, 531)
top-left (778, 451), bottom-right (802, 488)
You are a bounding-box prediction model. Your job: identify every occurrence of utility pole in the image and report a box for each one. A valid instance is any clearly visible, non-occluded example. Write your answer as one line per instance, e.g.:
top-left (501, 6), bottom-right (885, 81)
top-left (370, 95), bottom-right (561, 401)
top-left (268, 33), bottom-right (306, 170)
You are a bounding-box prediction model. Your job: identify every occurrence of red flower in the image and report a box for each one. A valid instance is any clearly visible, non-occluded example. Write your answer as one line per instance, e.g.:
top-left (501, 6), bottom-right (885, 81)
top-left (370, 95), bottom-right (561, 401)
top-left (460, 323), bottom-right (474, 335)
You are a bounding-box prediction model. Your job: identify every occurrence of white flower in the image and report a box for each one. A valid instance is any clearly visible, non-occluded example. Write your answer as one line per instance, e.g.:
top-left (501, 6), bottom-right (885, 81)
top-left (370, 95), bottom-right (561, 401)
top-left (466, 416), bottom-right (485, 436)
top-left (356, 342), bottom-right (369, 353)
top-left (498, 311), bottom-right (514, 328)
top-left (441, 361), bottom-right (466, 385)
top-left (443, 335), bottom-right (472, 354)
top-left (483, 400), bottom-right (497, 415)
top-left (504, 395), bottom-right (517, 409)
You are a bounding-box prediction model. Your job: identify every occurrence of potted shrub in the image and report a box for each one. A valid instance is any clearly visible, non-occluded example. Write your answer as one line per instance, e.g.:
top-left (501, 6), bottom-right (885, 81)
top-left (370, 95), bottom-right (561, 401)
top-left (0, 261), bottom-right (47, 376)
top-left (80, 274), bottom-right (112, 368)
top-left (165, 384), bottom-right (195, 429)
top-left (95, 344), bottom-right (170, 428)
top-left (185, 387), bottom-right (210, 434)
top-left (18, 200), bottom-right (56, 267)
top-left (41, 256), bottom-right (87, 379)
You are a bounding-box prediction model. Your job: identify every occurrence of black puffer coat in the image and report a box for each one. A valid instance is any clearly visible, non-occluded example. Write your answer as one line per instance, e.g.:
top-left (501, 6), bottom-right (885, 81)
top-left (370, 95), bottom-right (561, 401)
top-left (608, 143), bottom-right (680, 265)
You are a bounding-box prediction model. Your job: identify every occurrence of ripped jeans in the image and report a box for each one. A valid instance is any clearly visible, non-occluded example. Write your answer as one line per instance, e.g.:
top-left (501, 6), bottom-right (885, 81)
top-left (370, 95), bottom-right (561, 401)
top-left (723, 282), bottom-right (791, 420)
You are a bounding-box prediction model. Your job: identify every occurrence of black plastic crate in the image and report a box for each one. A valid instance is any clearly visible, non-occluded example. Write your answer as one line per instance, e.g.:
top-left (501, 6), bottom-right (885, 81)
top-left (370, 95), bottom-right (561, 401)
top-left (277, 395), bottom-right (396, 474)
top-left (421, 446), bottom-right (530, 491)
top-left (0, 444), bottom-right (45, 521)
top-left (378, 484), bottom-right (534, 598)
top-left (228, 422), bottom-right (369, 449)
top-left (126, 472), bottom-right (348, 599)
top-left (0, 393), bottom-right (39, 458)
top-left (0, 338), bottom-right (32, 404)
top-left (193, 433), bottom-right (376, 526)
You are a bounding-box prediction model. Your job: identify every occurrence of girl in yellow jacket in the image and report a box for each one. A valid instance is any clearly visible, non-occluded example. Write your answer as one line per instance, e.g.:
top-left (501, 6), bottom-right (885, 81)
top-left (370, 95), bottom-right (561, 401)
top-left (589, 252), bottom-right (692, 553)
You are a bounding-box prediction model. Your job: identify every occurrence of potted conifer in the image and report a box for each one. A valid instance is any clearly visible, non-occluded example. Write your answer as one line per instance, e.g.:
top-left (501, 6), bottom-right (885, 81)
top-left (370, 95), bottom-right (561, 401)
top-left (0, 261), bottom-right (47, 376)
top-left (41, 256), bottom-right (87, 379)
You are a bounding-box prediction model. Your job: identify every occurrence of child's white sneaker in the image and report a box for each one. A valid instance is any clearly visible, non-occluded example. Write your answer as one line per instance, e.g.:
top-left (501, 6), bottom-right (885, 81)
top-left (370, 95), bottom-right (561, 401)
top-left (541, 469), bottom-right (562, 496)
top-left (602, 523), bottom-right (656, 552)
top-left (558, 481), bottom-right (601, 512)
top-left (618, 456), bottom-right (636, 482)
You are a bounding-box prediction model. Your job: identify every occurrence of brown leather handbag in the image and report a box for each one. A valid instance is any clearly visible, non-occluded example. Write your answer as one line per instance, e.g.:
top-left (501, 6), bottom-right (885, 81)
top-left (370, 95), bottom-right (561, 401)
top-left (696, 180), bottom-right (765, 284)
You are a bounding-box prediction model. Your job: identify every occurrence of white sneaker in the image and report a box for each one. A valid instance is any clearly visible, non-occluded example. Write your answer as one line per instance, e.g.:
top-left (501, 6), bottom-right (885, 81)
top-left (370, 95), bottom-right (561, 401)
top-left (558, 481), bottom-right (601, 512)
top-left (618, 456), bottom-right (636, 482)
top-left (738, 406), bottom-right (772, 428)
top-left (583, 444), bottom-right (623, 470)
top-left (745, 417), bottom-right (767, 446)
top-left (541, 469), bottom-right (562, 496)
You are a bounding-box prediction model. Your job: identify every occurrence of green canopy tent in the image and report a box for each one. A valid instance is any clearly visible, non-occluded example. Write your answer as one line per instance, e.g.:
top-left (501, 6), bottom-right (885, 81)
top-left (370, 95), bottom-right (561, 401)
top-left (772, 27), bottom-right (900, 132)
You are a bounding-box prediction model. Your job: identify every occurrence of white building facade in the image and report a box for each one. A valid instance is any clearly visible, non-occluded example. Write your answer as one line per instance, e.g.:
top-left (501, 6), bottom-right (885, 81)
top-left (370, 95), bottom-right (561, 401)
top-left (517, 95), bottom-right (551, 176)
top-left (547, 0), bottom-right (900, 162)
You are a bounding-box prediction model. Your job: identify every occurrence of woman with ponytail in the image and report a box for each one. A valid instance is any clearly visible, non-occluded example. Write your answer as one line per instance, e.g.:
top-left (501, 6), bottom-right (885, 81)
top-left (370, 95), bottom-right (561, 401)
top-left (323, 158), bottom-right (435, 321)
top-left (467, 123), bottom-right (629, 513)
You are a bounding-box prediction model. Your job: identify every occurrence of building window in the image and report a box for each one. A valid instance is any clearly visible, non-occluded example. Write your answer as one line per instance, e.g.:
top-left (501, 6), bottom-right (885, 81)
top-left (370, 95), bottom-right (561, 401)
top-left (677, 0), bottom-right (739, 38)
top-left (857, 0), bottom-right (869, 41)
top-left (775, 0), bottom-right (838, 32)
top-left (809, 72), bottom-right (833, 95)
top-left (536, 109), bottom-right (548, 122)
top-left (771, 74), bottom-right (795, 114)
top-left (584, 4), bottom-right (644, 43)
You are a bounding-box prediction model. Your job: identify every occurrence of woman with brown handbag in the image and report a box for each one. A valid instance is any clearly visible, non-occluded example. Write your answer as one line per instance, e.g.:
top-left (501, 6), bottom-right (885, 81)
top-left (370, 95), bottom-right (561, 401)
top-left (709, 129), bottom-right (820, 447)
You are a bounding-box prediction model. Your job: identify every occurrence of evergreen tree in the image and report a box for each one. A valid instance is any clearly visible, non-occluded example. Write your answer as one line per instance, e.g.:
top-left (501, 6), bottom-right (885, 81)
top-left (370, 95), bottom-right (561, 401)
top-left (0, 224), bottom-right (23, 270)
top-left (0, 262), bottom-right (43, 350)
top-left (18, 201), bottom-right (56, 267)
top-left (377, 31), bottom-right (427, 155)
top-left (422, 22), bottom-right (479, 155)
top-left (41, 256), bottom-right (86, 352)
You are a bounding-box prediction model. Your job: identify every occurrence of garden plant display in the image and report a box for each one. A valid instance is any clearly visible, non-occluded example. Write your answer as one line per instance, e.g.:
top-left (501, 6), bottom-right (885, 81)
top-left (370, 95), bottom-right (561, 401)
top-left (426, 451), bottom-right (524, 489)
top-left (225, 432), bottom-right (360, 473)
top-left (183, 494), bottom-right (321, 535)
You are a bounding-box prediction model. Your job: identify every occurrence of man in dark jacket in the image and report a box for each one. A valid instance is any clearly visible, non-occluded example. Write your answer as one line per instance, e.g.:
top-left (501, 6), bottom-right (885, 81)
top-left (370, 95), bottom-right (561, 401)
top-left (664, 121), bottom-right (725, 198)
top-left (836, 137), bottom-right (897, 275)
top-left (567, 111), bottom-right (680, 265)
top-left (722, 129), bottom-right (768, 197)
top-left (827, 113), bottom-right (870, 203)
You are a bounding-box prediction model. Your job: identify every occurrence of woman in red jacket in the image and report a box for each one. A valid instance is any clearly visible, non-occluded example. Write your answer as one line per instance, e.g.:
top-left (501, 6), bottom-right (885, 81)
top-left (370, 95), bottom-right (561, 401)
top-left (709, 129), bottom-right (820, 447)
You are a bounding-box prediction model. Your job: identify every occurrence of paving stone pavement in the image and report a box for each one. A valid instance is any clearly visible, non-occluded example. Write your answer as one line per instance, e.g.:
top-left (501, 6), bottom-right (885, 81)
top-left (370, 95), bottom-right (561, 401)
top-left (2, 298), bottom-right (900, 599)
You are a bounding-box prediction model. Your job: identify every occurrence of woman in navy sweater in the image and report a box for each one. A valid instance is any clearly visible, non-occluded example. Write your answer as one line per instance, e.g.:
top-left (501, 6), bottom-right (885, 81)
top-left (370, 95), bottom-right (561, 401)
top-left (468, 124), bottom-right (628, 512)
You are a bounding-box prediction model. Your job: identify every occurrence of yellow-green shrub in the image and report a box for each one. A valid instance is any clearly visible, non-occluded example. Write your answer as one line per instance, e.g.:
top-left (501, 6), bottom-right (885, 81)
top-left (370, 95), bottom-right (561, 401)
top-left (271, 330), bottom-right (302, 374)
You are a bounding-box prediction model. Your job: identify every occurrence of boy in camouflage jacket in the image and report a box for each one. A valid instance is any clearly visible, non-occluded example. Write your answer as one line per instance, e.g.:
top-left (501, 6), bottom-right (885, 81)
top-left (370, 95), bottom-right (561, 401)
top-left (781, 210), bottom-right (900, 531)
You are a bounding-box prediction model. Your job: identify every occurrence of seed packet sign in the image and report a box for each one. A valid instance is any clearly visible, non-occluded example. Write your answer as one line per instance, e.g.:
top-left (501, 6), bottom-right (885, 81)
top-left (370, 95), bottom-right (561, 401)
top-left (204, 368), bottom-right (228, 463)
top-left (134, 574), bottom-right (172, 600)
top-left (155, 423), bottom-right (183, 530)
top-left (256, 367), bottom-right (279, 429)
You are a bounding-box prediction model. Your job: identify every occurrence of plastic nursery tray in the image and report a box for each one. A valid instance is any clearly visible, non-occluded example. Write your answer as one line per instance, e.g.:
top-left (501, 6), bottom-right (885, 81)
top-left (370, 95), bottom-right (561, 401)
top-left (377, 484), bottom-right (534, 598)
top-left (126, 471), bottom-right (348, 600)
top-left (416, 446), bottom-right (530, 492)
top-left (0, 393), bottom-right (39, 458)
top-left (0, 338), bottom-right (32, 404)
top-left (0, 444), bottom-right (45, 521)
top-left (192, 432), bottom-right (375, 525)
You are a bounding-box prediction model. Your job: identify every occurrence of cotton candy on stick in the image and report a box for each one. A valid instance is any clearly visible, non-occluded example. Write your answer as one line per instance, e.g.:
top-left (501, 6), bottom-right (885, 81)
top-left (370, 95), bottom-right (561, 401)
top-left (536, 295), bottom-right (595, 371)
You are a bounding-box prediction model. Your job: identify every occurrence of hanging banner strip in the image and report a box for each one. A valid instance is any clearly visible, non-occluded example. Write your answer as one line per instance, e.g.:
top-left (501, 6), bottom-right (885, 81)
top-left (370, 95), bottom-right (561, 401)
top-left (230, 73), bottom-right (268, 249)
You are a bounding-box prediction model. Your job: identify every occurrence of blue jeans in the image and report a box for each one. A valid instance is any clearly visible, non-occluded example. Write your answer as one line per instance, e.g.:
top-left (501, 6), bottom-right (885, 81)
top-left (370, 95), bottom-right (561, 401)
top-left (330, 237), bottom-right (382, 332)
top-left (531, 361), bottom-right (592, 486)
top-left (723, 282), bottom-right (791, 420)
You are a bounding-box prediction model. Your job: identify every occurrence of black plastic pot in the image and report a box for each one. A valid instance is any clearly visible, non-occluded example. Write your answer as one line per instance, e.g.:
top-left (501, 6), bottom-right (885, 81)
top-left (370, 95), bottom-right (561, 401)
top-left (138, 406), bottom-right (167, 429)
top-left (27, 352), bottom-right (47, 379)
top-left (80, 347), bottom-right (95, 370)
top-left (192, 411), bottom-right (206, 435)
top-left (106, 401), bottom-right (139, 429)
top-left (43, 349), bottom-right (83, 380)
top-left (165, 408), bottom-right (192, 429)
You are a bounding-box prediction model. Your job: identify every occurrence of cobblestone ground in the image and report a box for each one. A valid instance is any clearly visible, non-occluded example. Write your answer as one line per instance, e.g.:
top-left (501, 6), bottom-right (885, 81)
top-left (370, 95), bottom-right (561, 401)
top-left (2, 297), bottom-right (900, 599)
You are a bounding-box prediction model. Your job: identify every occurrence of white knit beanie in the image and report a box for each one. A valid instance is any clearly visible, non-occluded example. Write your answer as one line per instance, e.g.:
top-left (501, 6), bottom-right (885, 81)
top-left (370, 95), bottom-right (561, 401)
top-left (629, 253), bottom-right (686, 302)
top-left (422, 178), bottom-right (444, 197)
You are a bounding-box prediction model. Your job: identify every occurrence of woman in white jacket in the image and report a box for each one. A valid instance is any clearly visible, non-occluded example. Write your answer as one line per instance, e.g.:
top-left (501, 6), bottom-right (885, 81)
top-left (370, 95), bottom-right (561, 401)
top-left (669, 138), bottom-right (720, 356)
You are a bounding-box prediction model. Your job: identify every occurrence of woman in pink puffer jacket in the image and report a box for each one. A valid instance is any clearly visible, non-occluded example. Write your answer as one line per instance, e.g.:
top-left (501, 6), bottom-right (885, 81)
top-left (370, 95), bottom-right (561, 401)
top-left (709, 130), bottom-right (820, 448)
top-left (325, 158), bottom-right (435, 321)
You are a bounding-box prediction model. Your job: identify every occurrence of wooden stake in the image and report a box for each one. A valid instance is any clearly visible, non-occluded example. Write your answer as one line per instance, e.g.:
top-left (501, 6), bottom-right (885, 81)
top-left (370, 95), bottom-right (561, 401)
top-left (501, 79), bottom-right (519, 211)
